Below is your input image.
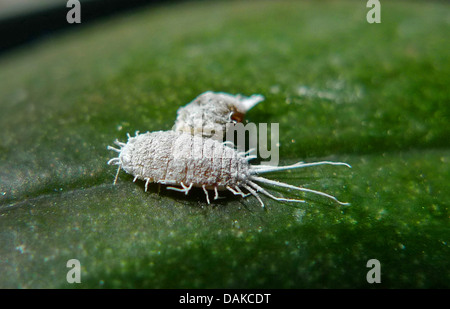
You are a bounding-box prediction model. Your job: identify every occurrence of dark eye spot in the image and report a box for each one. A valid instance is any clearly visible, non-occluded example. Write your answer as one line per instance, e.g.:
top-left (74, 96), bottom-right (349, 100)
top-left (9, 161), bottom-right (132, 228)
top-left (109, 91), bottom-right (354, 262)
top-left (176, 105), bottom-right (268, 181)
top-left (231, 111), bottom-right (245, 123)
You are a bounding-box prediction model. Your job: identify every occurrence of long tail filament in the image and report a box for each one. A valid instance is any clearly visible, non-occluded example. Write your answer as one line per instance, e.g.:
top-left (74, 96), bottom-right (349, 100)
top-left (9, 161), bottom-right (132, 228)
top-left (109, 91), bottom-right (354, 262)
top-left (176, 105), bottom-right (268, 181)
top-left (247, 161), bottom-right (351, 207)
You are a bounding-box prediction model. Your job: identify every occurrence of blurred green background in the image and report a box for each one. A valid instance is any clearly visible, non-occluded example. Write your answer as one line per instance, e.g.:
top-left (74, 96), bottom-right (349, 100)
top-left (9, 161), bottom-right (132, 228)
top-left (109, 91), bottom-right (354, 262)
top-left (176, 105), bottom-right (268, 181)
top-left (0, 0), bottom-right (449, 288)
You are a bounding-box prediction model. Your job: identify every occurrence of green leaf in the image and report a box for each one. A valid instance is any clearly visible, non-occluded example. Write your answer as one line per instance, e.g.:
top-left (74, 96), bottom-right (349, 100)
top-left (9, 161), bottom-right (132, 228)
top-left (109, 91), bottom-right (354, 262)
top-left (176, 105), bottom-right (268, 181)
top-left (0, 0), bottom-right (449, 288)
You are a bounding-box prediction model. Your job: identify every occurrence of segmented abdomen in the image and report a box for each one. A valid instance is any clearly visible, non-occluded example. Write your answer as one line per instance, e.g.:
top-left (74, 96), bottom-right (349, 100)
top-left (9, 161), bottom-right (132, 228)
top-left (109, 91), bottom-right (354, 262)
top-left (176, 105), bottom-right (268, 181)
top-left (119, 131), bottom-right (249, 188)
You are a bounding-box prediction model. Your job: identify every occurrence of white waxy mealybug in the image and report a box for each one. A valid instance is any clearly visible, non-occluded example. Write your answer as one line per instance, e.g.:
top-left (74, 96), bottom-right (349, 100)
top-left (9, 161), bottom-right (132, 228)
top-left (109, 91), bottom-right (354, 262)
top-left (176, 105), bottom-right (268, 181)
top-left (174, 91), bottom-right (264, 138)
top-left (107, 130), bottom-right (351, 207)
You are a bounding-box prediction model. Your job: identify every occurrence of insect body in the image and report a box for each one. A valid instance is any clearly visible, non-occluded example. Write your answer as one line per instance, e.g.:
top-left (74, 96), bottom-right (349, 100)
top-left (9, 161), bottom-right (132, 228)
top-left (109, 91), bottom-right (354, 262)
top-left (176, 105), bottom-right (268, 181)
top-left (174, 91), bottom-right (264, 138)
top-left (107, 130), bottom-right (350, 207)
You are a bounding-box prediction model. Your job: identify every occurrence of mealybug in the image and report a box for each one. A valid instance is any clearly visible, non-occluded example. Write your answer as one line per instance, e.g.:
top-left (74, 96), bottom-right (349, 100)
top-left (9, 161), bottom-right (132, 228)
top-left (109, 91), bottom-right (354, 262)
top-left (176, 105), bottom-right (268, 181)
top-left (107, 130), bottom-right (350, 207)
top-left (174, 91), bottom-right (264, 138)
